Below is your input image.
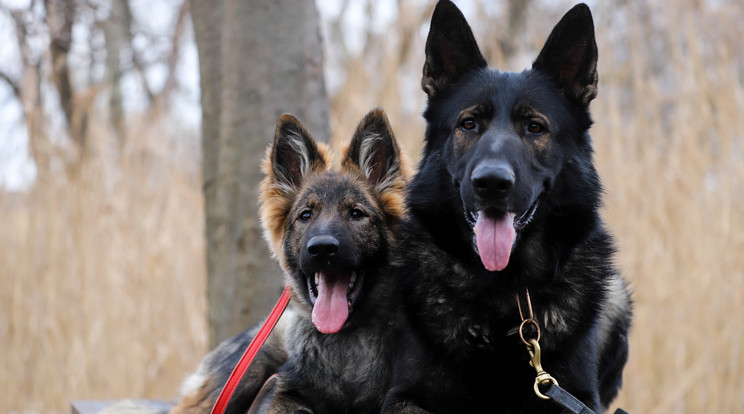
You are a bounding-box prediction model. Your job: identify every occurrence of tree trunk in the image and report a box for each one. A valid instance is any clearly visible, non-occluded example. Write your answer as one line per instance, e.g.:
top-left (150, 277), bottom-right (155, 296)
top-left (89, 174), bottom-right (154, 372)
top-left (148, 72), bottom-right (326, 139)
top-left (45, 0), bottom-right (80, 145)
top-left (191, 0), bottom-right (329, 348)
top-left (101, 0), bottom-right (133, 150)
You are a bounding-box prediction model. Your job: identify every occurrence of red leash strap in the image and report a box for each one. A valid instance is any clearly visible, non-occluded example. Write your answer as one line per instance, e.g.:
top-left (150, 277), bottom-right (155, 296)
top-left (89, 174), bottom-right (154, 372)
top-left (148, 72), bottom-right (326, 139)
top-left (210, 286), bottom-right (291, 414)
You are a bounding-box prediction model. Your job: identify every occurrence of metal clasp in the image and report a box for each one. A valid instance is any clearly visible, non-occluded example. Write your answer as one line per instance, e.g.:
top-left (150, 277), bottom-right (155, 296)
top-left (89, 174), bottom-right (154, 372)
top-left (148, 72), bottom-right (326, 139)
top-left (517, 289), bottom-right (559, 400)
top-left (526, 338), bottom-right (559, 400)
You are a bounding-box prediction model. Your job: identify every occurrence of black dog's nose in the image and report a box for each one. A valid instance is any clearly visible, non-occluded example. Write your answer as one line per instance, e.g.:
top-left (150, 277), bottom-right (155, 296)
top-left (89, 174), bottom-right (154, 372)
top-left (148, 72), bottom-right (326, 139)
top-left (307, 235), bottom-right (340, 257)
top-left (471, 163), bottom-right (515, 197)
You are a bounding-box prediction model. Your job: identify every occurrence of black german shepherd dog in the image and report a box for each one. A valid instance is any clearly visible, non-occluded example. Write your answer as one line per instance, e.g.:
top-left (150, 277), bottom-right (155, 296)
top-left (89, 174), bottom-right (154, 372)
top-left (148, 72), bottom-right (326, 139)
top-left (383, 2), bottom-right (631, 413)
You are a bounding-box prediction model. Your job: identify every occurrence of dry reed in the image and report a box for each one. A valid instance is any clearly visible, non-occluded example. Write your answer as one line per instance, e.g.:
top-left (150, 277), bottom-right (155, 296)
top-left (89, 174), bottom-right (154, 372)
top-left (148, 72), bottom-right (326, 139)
top-left (1, 115), bottom-right (207, 412)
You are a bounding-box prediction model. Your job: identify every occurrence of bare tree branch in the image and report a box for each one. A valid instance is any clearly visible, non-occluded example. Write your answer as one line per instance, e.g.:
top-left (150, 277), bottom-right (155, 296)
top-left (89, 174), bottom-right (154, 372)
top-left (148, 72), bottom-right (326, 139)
top-left (101, 0), bottom-right (134, 145)
top-left (44, 0), bottom-right (75, 132)
top-left (122, 1), bottom-right (156, 105)
top-left (0, 71), bottom-right (21, 99)
top-left (10, 9), bottom-right (31, 69)
top-left (159, 0), bottom-right (189, 102)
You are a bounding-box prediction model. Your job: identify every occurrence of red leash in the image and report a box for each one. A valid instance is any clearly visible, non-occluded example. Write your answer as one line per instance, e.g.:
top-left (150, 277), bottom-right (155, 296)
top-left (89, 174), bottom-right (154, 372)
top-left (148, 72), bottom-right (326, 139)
top-left (210, 286), bottom-right (291, 414)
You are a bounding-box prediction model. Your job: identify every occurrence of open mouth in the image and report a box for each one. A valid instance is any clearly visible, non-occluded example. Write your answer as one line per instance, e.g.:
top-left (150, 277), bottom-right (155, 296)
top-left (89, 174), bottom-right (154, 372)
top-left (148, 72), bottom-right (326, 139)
top-left (306, 269), bottom-right (364, 334)
top-left (465, 196), bottom-right (541, 272)
top-left (514, 197), bottom-right (540, 230)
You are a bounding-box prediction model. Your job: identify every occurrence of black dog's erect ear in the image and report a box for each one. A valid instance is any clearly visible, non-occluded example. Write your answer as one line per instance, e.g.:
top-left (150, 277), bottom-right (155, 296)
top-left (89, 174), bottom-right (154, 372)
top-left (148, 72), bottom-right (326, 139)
top-left (532, 3), bottom-right (598, 107)
top-left (271, 114), bottom-right (327, 190)
top-left (344, 108), bottom-right (404, 191)
top-left (422, 0), bottom-right (487, 98)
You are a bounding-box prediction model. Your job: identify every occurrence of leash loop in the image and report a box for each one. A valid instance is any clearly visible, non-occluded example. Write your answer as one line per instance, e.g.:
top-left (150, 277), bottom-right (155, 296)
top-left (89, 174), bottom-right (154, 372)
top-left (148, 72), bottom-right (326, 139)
top-left (518, 319), bottom-right (541, 346)
top-left (516, 289), bottom-right (540, 346)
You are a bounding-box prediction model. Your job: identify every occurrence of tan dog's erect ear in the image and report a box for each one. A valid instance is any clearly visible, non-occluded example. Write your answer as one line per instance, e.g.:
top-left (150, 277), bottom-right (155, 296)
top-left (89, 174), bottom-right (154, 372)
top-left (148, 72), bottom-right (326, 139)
top-left (260, 114), bottom-right (330, 264)
top-left (343, 108), bottom-right (409, 224)
top-left (269, 114), bottom-right (327, 192)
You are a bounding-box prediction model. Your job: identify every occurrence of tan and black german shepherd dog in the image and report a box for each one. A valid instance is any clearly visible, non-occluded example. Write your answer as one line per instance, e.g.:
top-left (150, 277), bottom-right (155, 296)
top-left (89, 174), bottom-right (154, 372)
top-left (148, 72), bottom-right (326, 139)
top-left (172, 109), bottom-right (409, 414)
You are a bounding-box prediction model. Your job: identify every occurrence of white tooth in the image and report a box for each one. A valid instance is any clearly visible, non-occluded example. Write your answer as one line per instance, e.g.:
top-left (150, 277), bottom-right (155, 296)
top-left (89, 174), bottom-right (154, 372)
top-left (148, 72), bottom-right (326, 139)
top-left (348, 272), bottom-right (357, 291)
top-left (314, 273), bottom-right (319, 286)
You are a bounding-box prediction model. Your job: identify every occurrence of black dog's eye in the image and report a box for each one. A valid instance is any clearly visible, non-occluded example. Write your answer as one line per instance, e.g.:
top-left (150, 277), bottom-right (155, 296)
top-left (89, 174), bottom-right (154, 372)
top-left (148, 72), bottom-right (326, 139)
top-left (350, 208), bottom-right (366, 220)
top-left (527, 121), bottom-right (545, 134)
top-left (299, 210), bottom-right (312, 222)
top-left (461, 118), bottom-right (477, 130)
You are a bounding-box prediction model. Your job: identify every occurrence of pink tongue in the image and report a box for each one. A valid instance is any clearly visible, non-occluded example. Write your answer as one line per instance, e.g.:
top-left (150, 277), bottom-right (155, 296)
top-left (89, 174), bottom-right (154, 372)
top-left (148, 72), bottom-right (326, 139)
top-left (474, 212), bottom-right (517, 271)
top-left (311, 271), bottom-right (350, 334)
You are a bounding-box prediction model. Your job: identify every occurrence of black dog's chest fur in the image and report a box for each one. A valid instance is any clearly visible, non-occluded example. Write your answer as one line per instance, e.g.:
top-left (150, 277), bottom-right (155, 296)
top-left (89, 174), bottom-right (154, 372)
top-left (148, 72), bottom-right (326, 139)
top-left (393, 218), bottom-right (614, 413)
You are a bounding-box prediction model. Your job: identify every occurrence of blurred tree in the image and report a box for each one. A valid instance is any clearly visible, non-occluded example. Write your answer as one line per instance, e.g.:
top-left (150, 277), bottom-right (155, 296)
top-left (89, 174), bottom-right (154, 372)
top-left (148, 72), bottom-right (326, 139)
top-left (101, 0), bottom-right (189, 149)
top-left (44, 0), bottom-right (75, 141)
top-left (101, 0), bottom-right (133, 148)
top-left (500, 0), bottom-right (532, 61)
top-left (190, 0), bottom-right (330, 347)
top-left (0, 0), bottom-right (189, 177)
top-left (2, 3), bottom-right (54, 179)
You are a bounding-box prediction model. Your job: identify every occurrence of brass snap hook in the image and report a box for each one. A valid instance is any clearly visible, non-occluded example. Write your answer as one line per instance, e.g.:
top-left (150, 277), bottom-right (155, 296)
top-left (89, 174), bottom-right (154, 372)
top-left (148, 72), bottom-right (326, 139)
top-left (527, 338), bottom-right (559, 400)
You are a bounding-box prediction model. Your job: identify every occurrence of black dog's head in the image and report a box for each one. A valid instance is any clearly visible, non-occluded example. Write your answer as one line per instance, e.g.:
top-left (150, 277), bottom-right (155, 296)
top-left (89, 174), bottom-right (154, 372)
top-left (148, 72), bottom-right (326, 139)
top-left (261, 109), bottom-right (407, 334)
top-left (420, 1), bottom-right (599, 272)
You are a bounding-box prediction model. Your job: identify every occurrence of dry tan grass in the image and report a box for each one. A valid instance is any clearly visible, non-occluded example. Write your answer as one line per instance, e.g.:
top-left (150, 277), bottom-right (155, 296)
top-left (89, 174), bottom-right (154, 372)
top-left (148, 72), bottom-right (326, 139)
top-left (1, 1), bottom-right (743, 413)
top-left (0, 116), bottom-right (208, 413)
top-left (592, 2), bottom-right (744, 412)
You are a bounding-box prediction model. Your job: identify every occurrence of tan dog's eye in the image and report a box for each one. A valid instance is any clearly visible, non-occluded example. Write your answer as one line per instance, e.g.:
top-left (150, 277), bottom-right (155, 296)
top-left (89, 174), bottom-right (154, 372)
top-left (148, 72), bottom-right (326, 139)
top-left (350, 208), bottom-right (366, 220)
